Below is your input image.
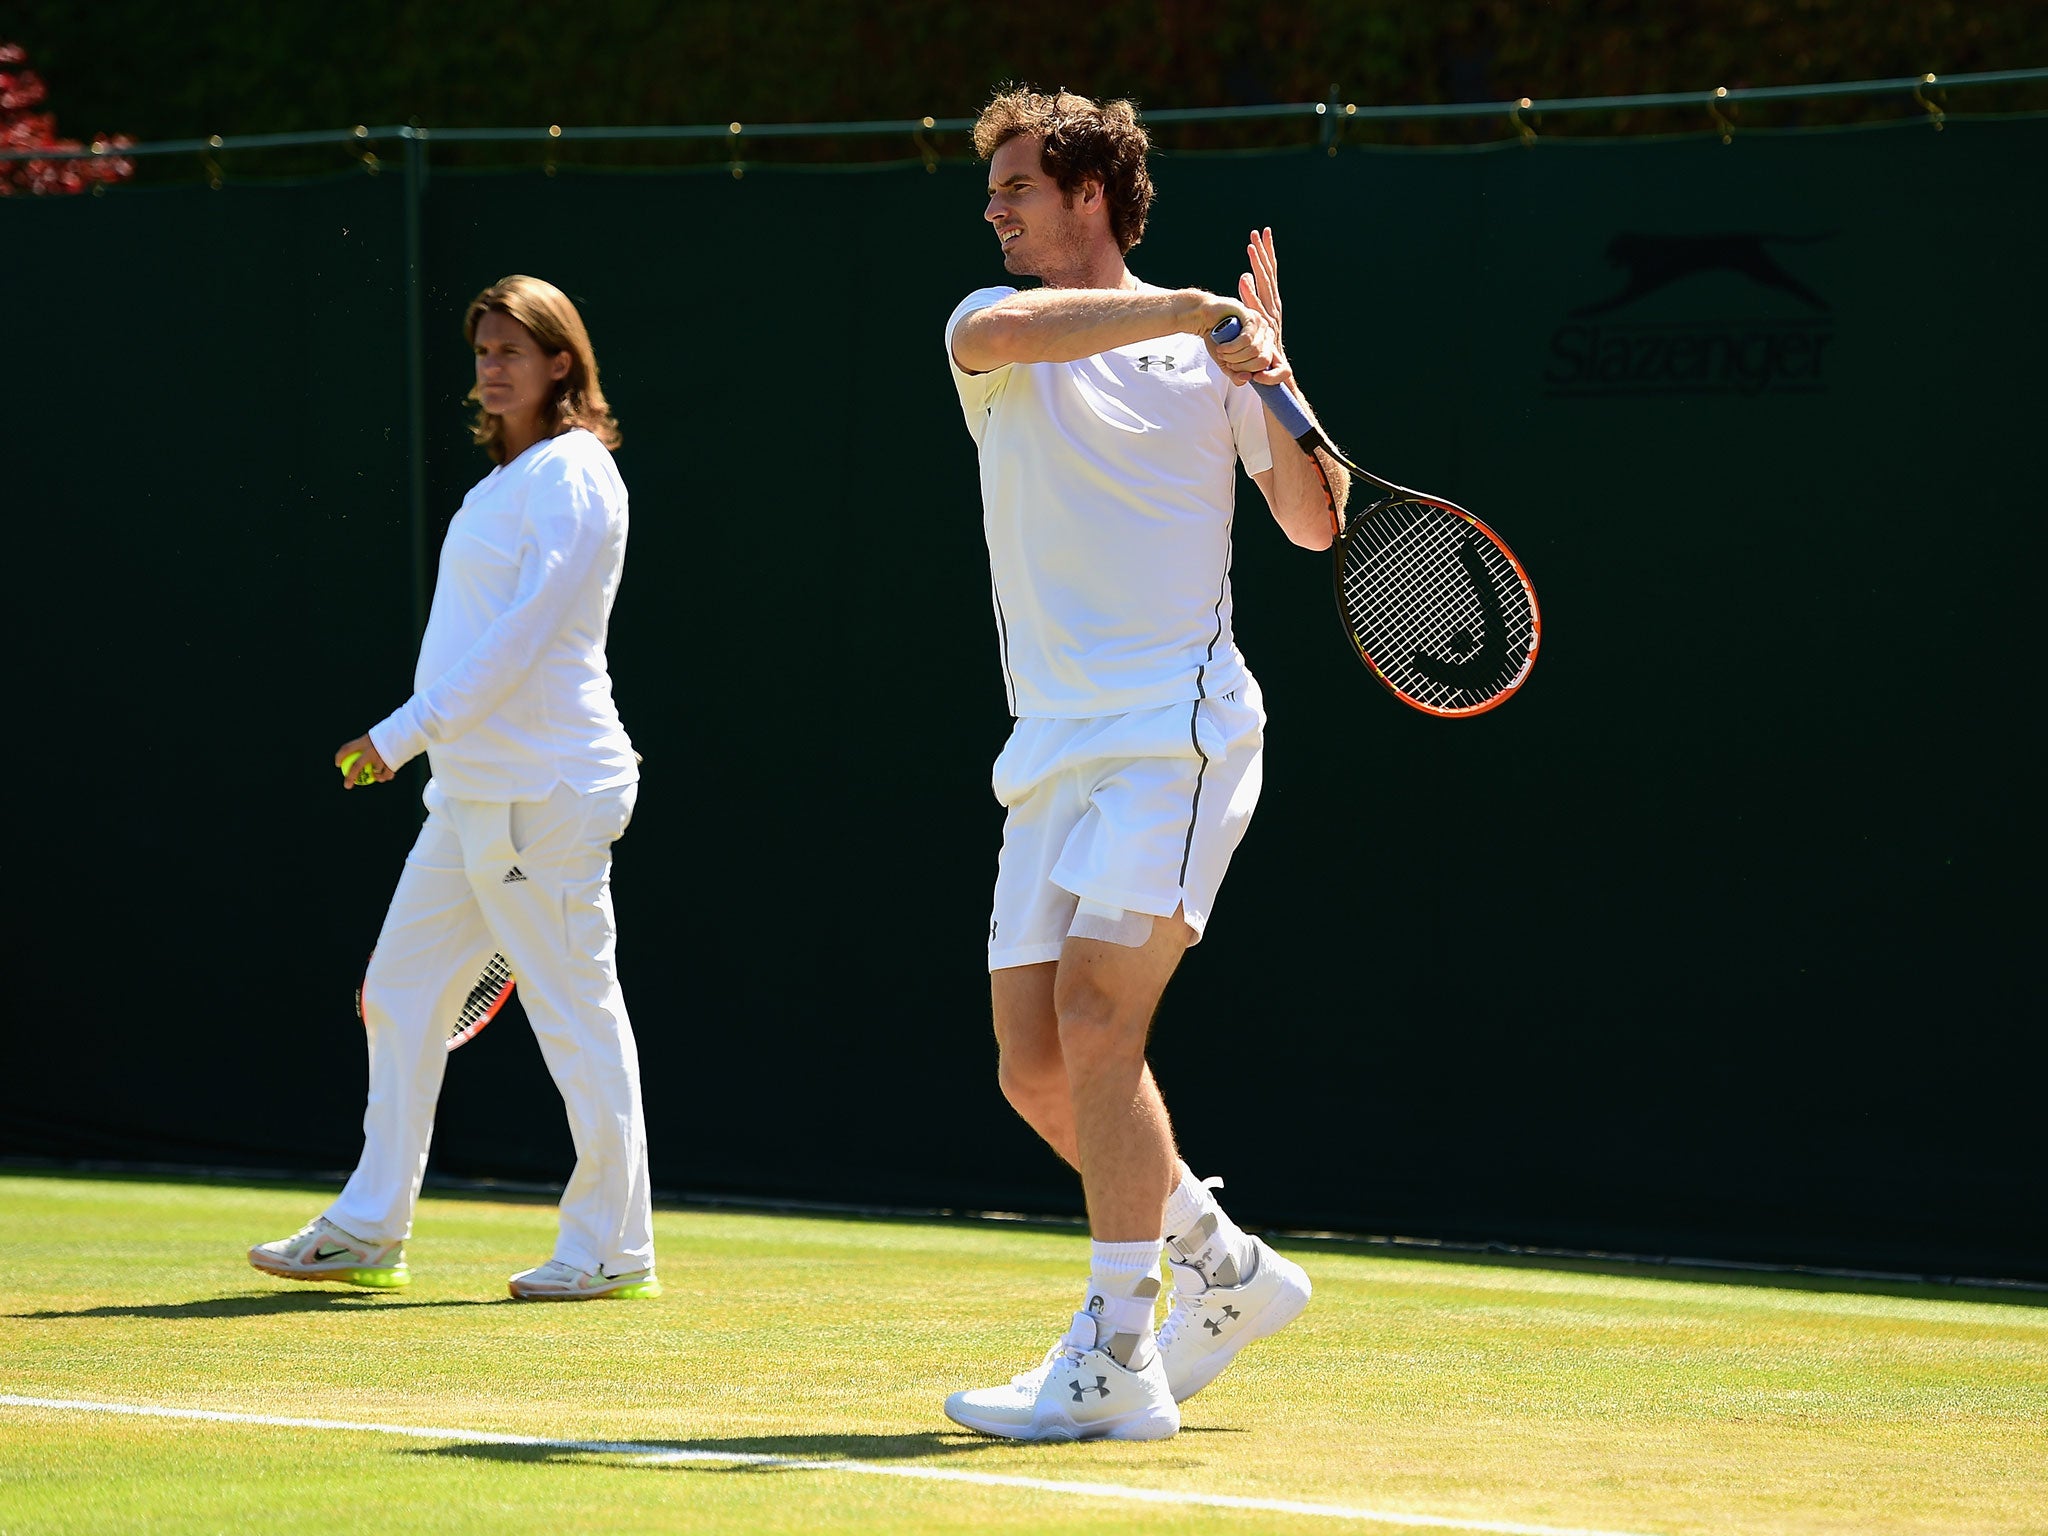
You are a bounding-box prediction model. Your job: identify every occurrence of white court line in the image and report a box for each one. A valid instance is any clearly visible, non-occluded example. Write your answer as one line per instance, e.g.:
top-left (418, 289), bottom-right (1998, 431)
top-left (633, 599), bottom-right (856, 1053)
top-left (2, 1393), bottom-right (1661, 1536)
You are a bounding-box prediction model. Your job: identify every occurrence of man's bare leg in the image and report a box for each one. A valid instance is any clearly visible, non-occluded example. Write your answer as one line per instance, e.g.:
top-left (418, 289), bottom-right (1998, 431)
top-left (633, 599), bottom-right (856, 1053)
top-left (980, 912), bottom-right (1190, 1377)
top-left (948, 926), bottom-right (1189, 1440)
top-left (1052, 910), bottom-right (1191, 1241)
top-left (989, 911), bottom-right (1190, 1248)
top-left (958, 907), bottom-right (1301, 1437)
top-left (992, 961), bottom-right (1176, 1177)
top-left (991, 963), bottom-right (1074, 1162)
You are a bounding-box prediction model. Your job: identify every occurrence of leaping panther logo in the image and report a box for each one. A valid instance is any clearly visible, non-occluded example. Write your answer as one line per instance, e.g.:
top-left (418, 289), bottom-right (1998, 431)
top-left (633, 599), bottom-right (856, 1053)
top-left (1571, 232), bottom-right (1834, 317)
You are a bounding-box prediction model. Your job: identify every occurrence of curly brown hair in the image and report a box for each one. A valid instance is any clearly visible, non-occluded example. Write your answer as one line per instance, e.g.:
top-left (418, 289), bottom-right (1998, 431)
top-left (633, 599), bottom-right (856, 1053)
top-left (463, 275), bottom-right (621, 464)
top-left (972, 87), bottom-right (1153, 254)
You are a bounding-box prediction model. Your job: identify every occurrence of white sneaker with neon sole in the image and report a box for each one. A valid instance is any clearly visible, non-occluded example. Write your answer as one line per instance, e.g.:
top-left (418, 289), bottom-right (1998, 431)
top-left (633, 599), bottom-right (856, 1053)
top-left (945, 1296), bottom-right (1180, 1443)
top-left (506, 1258), bottom-right (661, 1300)
top-left (1158, 1221), bottom-right (1311, 1403)
top-left (248, 1217), bottom-right (409, 1289)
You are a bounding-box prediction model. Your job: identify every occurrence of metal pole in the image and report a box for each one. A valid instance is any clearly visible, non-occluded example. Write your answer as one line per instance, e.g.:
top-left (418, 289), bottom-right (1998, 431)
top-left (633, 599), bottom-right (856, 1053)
top-left (5, 68), bottom-right (2047, 164)
top-left (401, 129), bottom-right (428, 642)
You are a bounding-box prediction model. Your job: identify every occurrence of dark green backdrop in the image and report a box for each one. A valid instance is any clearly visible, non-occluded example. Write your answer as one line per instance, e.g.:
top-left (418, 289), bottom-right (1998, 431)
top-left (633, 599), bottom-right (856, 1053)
top-left (7, 120), bottom-right (2042, 1278)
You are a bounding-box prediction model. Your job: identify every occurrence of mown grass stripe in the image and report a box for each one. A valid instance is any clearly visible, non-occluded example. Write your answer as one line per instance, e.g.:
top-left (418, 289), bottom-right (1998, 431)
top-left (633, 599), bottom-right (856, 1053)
top-left (1, 1393), bottom-right (1661, 1536)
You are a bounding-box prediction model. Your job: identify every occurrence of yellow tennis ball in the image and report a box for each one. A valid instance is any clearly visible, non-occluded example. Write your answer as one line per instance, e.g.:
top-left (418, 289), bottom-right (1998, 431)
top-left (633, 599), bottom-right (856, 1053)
top-left (338, 751), bottom-right (376, 786)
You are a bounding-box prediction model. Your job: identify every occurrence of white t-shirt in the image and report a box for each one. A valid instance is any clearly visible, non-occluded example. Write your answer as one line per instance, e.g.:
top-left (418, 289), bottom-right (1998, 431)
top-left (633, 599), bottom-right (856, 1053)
top-left (369, 428), bottom-right (637, 801)
top-left (946, 285), bottom-right (1274, 718)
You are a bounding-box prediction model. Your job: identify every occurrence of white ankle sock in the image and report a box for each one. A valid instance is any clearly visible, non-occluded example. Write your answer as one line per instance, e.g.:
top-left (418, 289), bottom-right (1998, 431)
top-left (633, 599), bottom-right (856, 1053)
top-left (1162, 1164), bottom-right (1257, 1288)
top-left (1087, 1237), bottom-right (1161, 1297)
top-left (1084, 1238), bottom-right (1162, 1370)
top-left (1163, 1163), bottom-right (1217, 1238)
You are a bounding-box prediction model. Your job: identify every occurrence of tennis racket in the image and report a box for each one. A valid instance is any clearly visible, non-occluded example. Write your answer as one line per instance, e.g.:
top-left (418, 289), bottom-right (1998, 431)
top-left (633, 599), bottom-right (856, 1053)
top-left (355, 949), bottom-right (515, 1052)
top-left (1213, 318), bottom-right (1540, 717)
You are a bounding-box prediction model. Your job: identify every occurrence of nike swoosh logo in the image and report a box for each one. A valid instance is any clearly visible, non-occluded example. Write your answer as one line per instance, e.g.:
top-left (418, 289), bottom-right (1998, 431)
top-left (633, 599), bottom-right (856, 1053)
top-left (1411, 535), bottom-right (1515, 691)
top-left (311, 1244), bottom-right (353, 1262)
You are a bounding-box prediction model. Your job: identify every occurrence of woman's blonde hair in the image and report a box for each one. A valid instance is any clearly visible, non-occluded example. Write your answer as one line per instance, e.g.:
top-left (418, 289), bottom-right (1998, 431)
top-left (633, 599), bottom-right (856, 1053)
top-left (463, 275), bottom-right (620, 462)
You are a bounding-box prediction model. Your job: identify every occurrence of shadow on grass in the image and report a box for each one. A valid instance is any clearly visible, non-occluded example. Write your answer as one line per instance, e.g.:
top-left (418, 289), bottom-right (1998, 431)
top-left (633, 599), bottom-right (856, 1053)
top-left (417, 1422), bottom-right (1247, 1473)
top-left (11, 1291), bottom-right (512, 1320)
top-left (1275, 1235), bottom-right (2048, 1310)
top-left (417, 1431), bottom-right (1000, 1468)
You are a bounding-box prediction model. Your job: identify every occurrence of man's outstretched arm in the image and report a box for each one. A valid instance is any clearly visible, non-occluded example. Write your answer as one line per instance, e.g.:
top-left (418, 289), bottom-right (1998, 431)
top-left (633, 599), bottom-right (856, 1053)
top-left (952, 286), bottom-right (1265, 373)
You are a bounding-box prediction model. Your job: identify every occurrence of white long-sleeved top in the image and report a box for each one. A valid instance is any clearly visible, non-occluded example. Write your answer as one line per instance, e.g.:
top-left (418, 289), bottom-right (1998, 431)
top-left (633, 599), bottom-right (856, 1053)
top-left (368, 428), bottom-right (637, 801)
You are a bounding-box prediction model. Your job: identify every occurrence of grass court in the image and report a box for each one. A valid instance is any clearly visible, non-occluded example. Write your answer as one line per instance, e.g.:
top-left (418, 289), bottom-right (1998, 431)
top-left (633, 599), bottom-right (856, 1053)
top-left (2, 1171), bottom-right (2044, 1534)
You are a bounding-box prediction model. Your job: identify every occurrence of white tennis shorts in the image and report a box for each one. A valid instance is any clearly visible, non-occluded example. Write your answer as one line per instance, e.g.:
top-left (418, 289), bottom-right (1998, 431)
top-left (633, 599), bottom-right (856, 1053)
top-left (986, 677), bottom-right (1266, 971)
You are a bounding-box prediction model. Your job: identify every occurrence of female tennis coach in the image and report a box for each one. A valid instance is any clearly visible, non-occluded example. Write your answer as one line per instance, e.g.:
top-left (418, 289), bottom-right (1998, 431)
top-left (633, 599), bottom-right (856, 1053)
top-left (250, 275), bottom-right (656, 1301)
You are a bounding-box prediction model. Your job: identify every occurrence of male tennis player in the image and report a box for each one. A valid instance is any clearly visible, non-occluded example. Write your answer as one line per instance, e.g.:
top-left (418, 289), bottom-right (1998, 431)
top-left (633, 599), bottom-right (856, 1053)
top-left (942, 89), bottom-right (1351, 1441)
top-left (249, 275), bottom-right (657, 1302)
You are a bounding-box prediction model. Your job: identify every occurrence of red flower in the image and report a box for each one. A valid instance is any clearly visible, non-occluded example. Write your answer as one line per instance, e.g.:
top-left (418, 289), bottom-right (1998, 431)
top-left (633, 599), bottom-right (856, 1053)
top-left (0, 41), bottom-right (133, 195)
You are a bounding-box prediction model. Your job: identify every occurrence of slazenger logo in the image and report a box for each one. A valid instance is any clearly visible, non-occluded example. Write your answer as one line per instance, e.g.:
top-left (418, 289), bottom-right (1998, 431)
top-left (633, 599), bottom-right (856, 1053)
top-left (1543, 232), bottom-right (1835, 399)
top-left (1133, 354), bottom-right (1177, 372)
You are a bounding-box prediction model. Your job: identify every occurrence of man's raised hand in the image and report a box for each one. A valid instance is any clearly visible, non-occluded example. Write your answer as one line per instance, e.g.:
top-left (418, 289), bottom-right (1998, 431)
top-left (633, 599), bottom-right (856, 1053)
top-left (1233, 228), bottom-right (1294, 390)
top-left (1244, 227), bottom-right (1282, 340)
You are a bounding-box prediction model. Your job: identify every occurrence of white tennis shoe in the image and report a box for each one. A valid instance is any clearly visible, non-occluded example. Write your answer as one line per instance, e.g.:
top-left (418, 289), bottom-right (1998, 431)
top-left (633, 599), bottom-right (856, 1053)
top-left (945, 1289), bottom-right (1180, 1442)
top-left (1157, 1217), bottom-right (1311, 1402)
top-left (248, 1217), bottom-right (409, 1289)
top-left (507, 1258), bottom-right (660, 1300)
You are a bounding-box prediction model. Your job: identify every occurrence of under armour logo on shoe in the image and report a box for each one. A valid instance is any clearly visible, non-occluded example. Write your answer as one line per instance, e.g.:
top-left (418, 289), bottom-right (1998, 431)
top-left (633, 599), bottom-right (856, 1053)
top-left (1070, 1375), bottom-right (1110, 1402)
top-left (502, 867), bottom-right (527, 884)
top-left (1203, 1303), bottom-right (1242, 1335)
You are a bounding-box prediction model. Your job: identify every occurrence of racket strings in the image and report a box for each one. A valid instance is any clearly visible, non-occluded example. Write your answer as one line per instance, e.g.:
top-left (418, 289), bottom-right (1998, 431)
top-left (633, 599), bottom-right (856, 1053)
top-left (1340, 498), bottom-right (1536, 712)
top-left (457, 952), bottom-right (514, 1030)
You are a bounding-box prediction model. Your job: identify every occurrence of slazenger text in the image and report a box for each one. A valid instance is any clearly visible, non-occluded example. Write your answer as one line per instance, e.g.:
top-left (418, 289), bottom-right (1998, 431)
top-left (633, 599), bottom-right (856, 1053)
top-left (1543, 318), bottom-right (1832, 397)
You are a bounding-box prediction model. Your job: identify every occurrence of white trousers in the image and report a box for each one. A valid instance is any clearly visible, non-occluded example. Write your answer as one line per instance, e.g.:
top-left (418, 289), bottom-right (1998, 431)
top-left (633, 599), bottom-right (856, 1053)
top-left (326, 778), bottom-right (654, 1274)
